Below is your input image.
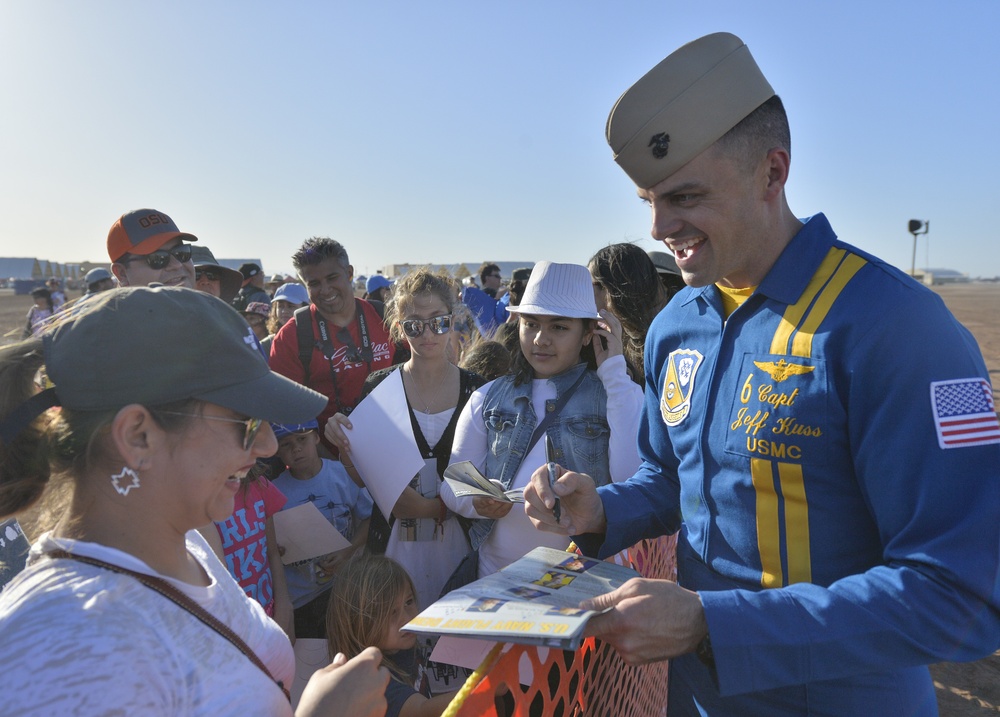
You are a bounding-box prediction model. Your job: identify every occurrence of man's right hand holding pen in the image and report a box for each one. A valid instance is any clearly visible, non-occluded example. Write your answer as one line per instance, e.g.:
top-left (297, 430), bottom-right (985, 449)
top-left (523, 464), bottom-right (607, 538)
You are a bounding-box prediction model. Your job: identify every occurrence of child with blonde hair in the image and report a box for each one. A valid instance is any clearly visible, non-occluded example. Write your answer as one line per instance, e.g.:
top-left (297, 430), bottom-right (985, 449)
top-left (326, 556), bottom-right (456, 717)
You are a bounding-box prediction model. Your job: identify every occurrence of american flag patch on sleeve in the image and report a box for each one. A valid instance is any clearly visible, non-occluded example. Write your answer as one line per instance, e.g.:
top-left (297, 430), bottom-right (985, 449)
top-left (930, 378), bottom-right (1000, 449)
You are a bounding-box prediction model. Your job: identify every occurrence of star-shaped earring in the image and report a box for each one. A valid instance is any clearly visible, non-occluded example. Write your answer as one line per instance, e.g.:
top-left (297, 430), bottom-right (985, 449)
top-left (110, 466), bottom-right (141, 496)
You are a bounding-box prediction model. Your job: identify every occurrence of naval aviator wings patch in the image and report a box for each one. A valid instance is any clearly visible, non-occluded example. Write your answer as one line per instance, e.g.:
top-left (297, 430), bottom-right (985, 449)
top-left (661, 349), bottom-right (704, 426)
top-left (930, 377), bottom-right (1000, 449)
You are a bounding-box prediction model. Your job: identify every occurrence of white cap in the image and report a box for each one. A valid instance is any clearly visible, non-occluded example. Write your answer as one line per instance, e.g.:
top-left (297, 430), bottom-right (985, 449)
top-left (506, 261), bottom-right (601, 320)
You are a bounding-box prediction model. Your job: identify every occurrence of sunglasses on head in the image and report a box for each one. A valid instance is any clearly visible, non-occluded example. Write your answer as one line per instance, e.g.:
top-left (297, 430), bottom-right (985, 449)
top-left (195, 268), bottom-right (221, 282)
top-left (400, 313), bottom-right (452, 338)
top-left (122, 244), bottom-right (193, 270)
top-left (159, 411), bottom-right (265, 451)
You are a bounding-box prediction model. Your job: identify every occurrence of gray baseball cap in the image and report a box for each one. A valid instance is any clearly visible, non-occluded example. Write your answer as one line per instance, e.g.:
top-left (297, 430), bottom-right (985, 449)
top-left (42, 286), bottom-right (326, 424)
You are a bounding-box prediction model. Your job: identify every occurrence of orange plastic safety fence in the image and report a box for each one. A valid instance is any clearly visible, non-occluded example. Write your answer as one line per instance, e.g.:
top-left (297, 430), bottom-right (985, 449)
top-left (446, 533), bottom-right (677, 717)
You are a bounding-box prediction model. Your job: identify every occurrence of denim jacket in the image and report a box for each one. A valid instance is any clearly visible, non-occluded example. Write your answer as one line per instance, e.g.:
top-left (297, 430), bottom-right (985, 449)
top-left (468, 362), bottom-right (611, 550)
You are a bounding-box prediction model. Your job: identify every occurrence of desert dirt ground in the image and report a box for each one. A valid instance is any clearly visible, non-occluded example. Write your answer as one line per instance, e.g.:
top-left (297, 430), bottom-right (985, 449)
top-left (0, 284), bottom-right (998, 713)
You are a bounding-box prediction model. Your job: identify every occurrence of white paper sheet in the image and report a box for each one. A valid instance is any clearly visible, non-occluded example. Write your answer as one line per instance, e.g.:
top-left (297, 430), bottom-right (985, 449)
top-left (430, 637), bottom-right (538, 685)
top-left (343, 369), bottom-right (424, 517)
top-left (272, 501), bottom-right (352, 564)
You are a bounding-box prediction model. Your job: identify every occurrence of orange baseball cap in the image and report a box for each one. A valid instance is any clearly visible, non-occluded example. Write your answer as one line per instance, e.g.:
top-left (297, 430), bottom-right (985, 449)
top-left (107, 208), bottom-right (198, 262)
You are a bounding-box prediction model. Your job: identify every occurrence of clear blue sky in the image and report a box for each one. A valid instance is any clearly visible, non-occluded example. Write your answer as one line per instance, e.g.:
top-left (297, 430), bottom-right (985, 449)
top-left (2, 1), bottom-right (998, 279)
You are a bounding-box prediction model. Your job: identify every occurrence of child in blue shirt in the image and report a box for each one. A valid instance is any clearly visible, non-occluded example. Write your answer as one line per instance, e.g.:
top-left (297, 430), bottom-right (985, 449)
top-left (272, 419), bottom-right (373, 638)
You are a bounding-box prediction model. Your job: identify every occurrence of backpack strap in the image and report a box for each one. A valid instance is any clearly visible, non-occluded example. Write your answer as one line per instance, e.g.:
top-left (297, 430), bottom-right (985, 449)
top-left (293, 305), bottom-right (314, 384)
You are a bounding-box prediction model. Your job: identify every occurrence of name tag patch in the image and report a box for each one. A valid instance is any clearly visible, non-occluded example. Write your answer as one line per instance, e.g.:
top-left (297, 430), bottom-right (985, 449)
top-left (726, 355), bottom-right (829, 466)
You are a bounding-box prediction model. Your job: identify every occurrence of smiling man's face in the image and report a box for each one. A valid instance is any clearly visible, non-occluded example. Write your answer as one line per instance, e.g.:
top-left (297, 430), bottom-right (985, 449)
top-left (299, 256), bottom-right (355, 324)
top-left (113, 237), bottom-right (196, 289)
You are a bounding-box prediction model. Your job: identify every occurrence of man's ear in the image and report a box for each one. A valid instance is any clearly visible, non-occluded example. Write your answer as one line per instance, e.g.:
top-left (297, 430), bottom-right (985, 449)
top-left (762, 147), bottom-right (791, 202)
top-left (111, 263), bottom-right (130, 286)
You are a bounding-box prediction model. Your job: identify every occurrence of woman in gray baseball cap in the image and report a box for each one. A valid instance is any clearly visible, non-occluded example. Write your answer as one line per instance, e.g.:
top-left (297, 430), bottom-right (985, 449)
top-left (0, 286), bottom-right (388, 717)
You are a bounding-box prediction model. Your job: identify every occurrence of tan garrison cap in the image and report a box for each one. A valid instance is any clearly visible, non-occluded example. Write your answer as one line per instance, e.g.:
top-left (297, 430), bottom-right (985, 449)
top-left (606, 32), bottom-right (774, 189)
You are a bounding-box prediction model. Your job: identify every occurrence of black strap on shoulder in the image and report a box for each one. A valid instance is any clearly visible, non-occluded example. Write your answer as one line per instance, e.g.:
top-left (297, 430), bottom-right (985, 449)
top-left (293, 305), bottom-right (314, 383)
top-left (402, 368), bottom-right (482, 472)
top-left (366, 368), bottom-right (484, 550)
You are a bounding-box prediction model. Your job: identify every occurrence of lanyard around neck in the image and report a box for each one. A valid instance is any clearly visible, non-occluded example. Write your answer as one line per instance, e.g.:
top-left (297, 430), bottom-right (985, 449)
top-left (315, 299), bottom-right (373, 413)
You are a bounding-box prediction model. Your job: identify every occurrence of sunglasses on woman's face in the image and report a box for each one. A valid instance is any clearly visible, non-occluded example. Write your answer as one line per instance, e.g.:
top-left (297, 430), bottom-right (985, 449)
top-left (195, 268), bottom-right (221, 282)
top-left (400, 314), bottom-right (452, 338)
top-left (122, 244), bottom-right (193, 270)
top-left (159, 411), bottom-right (265, 451)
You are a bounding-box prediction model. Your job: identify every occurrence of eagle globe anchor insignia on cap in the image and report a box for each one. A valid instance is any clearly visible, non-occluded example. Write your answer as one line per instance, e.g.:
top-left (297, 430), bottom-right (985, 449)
top-left (606, 32), bottom-right (775, 189)
top-left (648, 133), bottom-right (670, 159)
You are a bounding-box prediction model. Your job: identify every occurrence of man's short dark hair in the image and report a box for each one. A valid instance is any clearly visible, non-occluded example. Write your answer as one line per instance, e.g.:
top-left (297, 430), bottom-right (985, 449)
top-left (478, 262), bottom-right (500, 284)
top-left (717, 95), bottom-right (790, 171)
top-left (292, 237), bottom-right (350, 273)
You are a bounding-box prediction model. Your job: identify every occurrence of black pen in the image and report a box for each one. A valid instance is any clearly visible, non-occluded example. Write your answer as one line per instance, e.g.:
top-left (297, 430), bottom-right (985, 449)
top-left (545, 434), bottom-right (561, 523)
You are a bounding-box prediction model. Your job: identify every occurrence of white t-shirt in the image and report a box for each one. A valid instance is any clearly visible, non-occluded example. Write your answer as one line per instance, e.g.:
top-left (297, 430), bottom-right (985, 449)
top-left (443, 355), bottom-right (643, 577)
top-left (0, 531), bottom-right (294, 716)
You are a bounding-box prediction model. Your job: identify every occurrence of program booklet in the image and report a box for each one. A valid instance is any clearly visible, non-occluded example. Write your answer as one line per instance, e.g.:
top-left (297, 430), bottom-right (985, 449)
top-left (403, 546), bottom-right (639, 650)
top-left (443, 460), bottom-right (525, 503)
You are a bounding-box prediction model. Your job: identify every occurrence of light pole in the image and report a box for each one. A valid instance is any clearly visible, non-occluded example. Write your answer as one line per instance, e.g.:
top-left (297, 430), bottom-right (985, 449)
top-left (908, 220), bottom-right (929, 277)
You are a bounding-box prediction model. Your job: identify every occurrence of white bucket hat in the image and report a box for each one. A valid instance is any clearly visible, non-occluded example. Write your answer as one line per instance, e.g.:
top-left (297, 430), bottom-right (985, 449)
top-left (506, 261), bottom-right (601, 320)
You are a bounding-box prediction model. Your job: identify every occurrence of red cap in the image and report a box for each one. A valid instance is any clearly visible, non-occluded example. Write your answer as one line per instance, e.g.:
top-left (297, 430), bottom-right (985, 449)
top-left (107, 209), bottom-right (198, 262)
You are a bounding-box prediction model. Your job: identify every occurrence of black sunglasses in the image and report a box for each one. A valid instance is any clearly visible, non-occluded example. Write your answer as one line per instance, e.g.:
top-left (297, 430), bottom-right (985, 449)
top-left (195, 268), bottom-right (221, 282)
top-left (123, 244), bottom-right (193, 270)
top-left (400, 314), bottom-right (452, 338)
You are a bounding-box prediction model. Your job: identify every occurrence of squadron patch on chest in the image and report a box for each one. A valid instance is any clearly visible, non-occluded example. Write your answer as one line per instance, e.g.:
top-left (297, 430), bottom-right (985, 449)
top-left (661, 349), bottom-right (704, 426)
